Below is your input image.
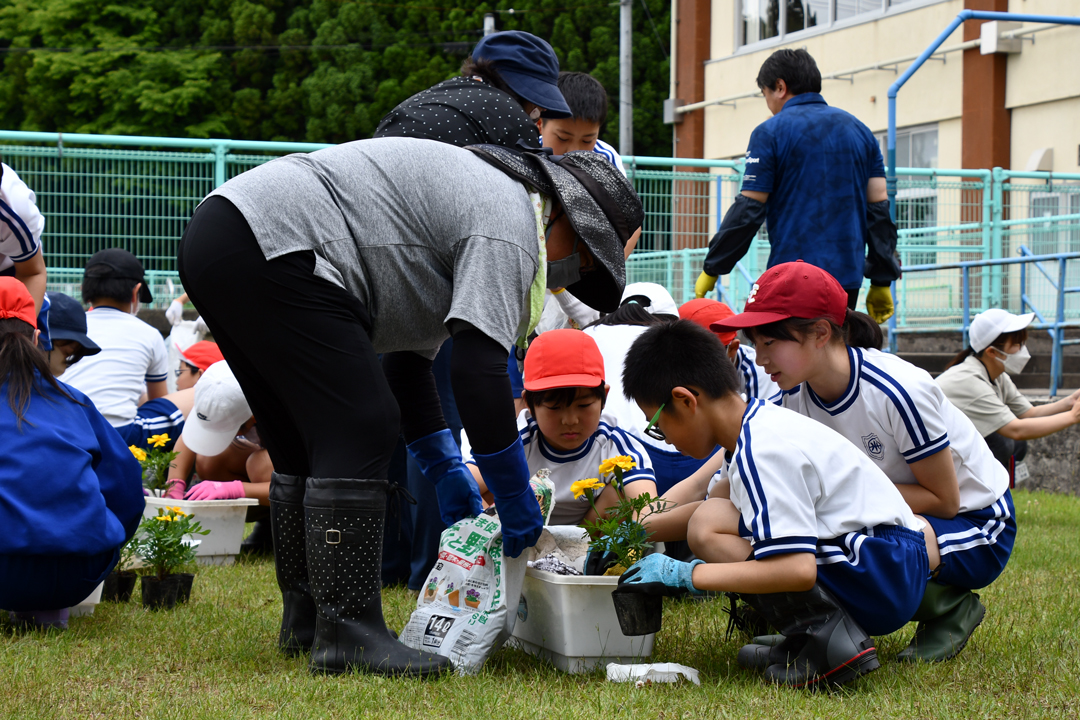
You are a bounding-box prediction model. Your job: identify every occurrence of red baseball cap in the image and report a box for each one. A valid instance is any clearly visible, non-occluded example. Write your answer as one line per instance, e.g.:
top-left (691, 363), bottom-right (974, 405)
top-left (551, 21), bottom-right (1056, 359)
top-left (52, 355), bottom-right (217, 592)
top-left (523, 329), bottom-right (605, 391)
top-left (679, 298), bottom-right (737, 346)
top-left (710, 261), bottom-right (848, 332)
top-left (180, 341), bottom-right (225, 371)
top-left (0, 277), bottom-right (36, 328)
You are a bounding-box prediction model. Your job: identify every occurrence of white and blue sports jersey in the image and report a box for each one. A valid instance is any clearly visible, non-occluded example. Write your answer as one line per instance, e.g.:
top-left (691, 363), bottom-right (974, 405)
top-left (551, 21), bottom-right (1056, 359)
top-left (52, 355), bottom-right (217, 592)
top-left (736, 344), bottom-right (779, 400)
top-left (728, 399), bottom-right (921, 560)
top-left (773, 346), bottom-right (1008, 513)
top-left (0, 163), bottom-right (44, 271)
top-left (463, 411), bottom-right (655, 526)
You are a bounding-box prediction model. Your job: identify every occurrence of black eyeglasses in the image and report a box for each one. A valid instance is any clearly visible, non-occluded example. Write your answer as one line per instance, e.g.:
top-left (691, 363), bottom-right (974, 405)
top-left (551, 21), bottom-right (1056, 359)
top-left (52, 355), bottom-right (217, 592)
top-left (643, 388), bottom-right (699, 442)
top-left (174, 363), bottom-right (199, 377)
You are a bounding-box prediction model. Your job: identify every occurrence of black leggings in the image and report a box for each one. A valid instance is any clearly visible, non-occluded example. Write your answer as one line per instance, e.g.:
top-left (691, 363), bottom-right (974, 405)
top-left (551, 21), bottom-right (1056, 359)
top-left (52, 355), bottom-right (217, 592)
top-left (983, 431), bottom-right (1028, 470)
top-left (177, 197), bottom-right (405, 480)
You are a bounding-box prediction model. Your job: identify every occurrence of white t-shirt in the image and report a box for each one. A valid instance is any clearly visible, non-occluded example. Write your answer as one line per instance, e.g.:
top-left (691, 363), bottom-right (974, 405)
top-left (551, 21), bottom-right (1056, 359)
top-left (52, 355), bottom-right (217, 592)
top-left (462, 411), bottom-right (655, 526)
top-left (0, 163), bottom-right (44, 271)
top-left (737, 344), bottom-right (780, 400)
top-left (62, 307), bottom-right (170, 427)
top-left (775, 346), bottom-right (1008, 514)
top-left (729, 400), bottom-right (922, 559)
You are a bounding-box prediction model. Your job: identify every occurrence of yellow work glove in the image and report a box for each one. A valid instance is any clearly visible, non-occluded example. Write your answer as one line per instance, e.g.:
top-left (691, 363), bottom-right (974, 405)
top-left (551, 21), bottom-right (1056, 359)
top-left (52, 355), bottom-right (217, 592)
top-left (695, 272), bottom-right (718, 299)
top-left (865, 284), bottom-right (895, 324)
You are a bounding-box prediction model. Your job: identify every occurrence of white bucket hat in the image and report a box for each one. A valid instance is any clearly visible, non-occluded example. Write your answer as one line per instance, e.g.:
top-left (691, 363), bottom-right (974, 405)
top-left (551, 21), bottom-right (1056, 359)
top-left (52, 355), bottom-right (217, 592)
top-left (969, 308), bottom-right (1034, 353)
top-left (182, 361), bottom-right (252, 456)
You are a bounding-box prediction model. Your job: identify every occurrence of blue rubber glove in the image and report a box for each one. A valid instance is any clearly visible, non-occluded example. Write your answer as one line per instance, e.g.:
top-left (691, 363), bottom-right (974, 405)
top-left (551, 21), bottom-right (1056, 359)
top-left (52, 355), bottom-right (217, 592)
top-left (406, 429), bottom-right (484, 526)
top-left (471, 437), bottom-right (543, 559)
top-left (619, 555), bottom-right (705, 596)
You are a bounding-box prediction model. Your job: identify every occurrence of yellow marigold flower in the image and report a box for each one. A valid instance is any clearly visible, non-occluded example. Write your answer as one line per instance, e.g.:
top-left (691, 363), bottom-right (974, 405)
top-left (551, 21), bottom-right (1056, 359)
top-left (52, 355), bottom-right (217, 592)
top-left (169, 506), bottom-right (183, 514)
top-left (129, 445), bottom-right (147, 461)
top-left (148, 433), bottom-right (171, 448)
top-left (570, 478), bottom-right (606, 500)
top-left (155, 515), bottom-right (172, 522)
top-left (599, 456), bottom-right (636, 475)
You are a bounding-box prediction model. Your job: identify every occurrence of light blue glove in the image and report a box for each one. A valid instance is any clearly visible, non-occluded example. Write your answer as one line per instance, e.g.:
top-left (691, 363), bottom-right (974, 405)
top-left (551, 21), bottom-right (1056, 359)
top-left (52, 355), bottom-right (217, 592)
top-left (471, 437), bottom-right (543, 559)
top-left (406, 429), bottom-right (484, 526)
top-left (619, 554), bottom-right (705, 596)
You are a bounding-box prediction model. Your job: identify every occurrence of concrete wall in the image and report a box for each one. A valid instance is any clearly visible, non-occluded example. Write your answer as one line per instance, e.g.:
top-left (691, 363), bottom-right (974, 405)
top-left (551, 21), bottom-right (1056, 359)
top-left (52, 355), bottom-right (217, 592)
top-left (1023, 400), bottom-right (1080, 496)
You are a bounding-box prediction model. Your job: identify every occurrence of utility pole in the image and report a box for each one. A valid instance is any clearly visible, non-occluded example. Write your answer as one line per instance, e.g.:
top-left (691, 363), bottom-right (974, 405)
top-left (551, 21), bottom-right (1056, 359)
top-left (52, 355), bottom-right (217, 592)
top-left (619, 0), bottom-right (633, 157)
top-left (484, 13), bottom-right (496, 36)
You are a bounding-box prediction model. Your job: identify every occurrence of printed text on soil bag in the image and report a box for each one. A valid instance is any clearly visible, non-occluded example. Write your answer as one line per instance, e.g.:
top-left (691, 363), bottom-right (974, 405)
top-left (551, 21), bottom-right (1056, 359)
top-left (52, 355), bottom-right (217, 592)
top-left (423, 615), bottom-right (456, 649)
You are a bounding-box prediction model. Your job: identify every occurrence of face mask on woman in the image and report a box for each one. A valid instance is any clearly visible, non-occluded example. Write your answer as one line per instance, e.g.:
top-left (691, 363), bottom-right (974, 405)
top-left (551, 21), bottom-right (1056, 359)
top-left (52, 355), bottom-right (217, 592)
top-left (992, 344), bottom-right (1031, 375)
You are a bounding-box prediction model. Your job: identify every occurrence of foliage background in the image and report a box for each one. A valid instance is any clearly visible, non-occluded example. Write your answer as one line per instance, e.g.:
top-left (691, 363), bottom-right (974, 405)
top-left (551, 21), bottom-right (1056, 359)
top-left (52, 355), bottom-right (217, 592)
top-left (0, 0), bottom-right (672, 156)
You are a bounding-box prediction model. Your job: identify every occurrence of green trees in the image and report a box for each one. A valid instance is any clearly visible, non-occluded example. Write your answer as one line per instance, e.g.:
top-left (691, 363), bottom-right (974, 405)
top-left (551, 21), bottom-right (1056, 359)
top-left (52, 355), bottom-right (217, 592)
top-left (0, 0), bottom-right (671, 156)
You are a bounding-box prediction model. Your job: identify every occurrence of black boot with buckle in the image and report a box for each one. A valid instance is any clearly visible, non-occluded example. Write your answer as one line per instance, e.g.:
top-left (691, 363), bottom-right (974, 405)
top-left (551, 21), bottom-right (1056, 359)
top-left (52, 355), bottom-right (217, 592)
top-left (268, 472), bottom-right (317, 656)
top-left (305, 477), bottom-right (451, 677)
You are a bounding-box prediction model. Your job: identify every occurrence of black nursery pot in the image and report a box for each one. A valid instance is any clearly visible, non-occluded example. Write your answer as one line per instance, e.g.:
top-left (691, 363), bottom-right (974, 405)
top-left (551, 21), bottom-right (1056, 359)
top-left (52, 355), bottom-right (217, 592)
top-left (102, 571), bottom-right (138, 602)
top-left (141, 575), bottom-right (179, 611)
top-left (611, 589), bottom-right (663, 636)
top-left (168, 573), bottom-right (195, 603)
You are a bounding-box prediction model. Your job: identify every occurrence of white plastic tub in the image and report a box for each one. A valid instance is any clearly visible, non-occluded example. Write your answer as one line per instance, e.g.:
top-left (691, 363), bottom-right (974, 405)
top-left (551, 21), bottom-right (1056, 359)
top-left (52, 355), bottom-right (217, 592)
top-left (68, 581), bottom-right (104, 618)
top-left (144, 497), bottom-right (259, 565)
top-left (509, 567), bottom-right (655, 673)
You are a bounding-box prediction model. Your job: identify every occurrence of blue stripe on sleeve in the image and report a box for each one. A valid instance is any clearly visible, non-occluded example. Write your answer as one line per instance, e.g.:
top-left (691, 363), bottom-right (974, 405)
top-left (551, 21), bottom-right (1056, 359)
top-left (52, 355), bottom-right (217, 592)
top-left (862, 360), bottom-right (932, 444)
top-left (0, 198), bottom-right (36, 257)
top-left (735, 399), bottom-right (771, 541)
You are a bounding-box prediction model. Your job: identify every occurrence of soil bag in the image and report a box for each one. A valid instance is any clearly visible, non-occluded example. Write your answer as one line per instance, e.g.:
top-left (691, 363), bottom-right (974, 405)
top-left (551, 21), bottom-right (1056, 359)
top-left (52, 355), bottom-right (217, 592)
top-left (400, 470), bottom-right (553, 674)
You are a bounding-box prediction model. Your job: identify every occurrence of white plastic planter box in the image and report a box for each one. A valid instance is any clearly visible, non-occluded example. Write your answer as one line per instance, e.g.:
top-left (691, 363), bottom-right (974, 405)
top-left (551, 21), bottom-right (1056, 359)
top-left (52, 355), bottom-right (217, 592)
top-left (510, 567), bottom-right (655, 673)
top-left (144, 497), bottom-right (259, 565)
top-left (68, 581), bottom-right (104, 618)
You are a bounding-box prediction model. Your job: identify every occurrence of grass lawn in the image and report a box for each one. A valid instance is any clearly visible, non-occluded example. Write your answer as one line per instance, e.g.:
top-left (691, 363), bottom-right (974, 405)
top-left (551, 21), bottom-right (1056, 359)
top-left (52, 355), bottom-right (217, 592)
top-left (2, 488), bottom-right (1078, 719)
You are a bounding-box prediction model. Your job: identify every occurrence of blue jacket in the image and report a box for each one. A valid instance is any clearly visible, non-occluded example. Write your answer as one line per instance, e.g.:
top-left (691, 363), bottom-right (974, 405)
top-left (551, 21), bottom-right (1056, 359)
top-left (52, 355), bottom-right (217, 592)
top-left (0, 375), bottom-right (144, 555)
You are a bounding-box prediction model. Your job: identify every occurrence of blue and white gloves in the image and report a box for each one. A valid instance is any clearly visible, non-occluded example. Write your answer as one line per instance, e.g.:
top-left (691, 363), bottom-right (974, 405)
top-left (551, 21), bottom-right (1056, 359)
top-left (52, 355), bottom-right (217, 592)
top-left (619, 555), bottom-right (705, 596)
top-left (471, 437), bottom-right (544, 559)
top-left (406, 429), bottom-right (484, 527)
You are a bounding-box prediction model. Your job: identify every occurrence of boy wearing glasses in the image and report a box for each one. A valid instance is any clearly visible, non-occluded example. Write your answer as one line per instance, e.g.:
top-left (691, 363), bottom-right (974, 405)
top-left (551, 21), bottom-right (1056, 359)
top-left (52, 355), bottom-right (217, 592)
top-left (463, 329), bottom-right (657, 527)
top-left (620, 320), bottom-right (934, 689)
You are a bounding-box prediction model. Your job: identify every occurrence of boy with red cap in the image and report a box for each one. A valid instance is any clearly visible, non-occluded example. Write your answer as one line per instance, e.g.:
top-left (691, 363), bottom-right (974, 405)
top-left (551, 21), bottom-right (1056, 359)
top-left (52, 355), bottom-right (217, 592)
top-left (680, 298), bottom-right (779, 400)
top-left (175, 340), bottom-right (225, 391)
top-left (463, 328), bottom-right (656, 526)
top-left (617, 316), bottom-right (935, 688)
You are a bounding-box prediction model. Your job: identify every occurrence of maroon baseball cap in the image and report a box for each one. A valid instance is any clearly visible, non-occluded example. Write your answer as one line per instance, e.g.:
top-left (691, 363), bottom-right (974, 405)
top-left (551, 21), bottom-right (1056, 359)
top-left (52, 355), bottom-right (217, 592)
top-left (710, 261), bottom-right (848, 332)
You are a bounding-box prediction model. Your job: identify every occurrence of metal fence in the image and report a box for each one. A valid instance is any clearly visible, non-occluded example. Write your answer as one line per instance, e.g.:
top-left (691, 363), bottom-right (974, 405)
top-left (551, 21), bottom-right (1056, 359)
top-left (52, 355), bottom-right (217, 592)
top-left (2, 130), bottom-right (1079, 324)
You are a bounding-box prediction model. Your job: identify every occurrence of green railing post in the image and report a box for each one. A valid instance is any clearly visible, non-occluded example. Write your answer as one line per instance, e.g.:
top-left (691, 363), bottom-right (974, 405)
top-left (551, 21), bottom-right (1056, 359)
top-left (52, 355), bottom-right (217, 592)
top-left (212, 142), bottom-right (228, 188)
top-left (980, 170), bottom-right (993, 311)
top-left (991, 167), bottom-right (1005, 307)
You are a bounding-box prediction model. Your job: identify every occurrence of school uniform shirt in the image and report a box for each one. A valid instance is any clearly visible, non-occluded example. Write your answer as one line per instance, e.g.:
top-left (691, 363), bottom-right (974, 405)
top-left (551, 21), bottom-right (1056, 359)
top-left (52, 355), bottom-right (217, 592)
top-left (62, 307), bottom-right (170, 427)
top-left (462, 411), bottom-right (655, 526)
top-left (774, 346), bottom-right (1009, 514)
top-left (935, 354), bottom-right (1033, 437)
top-left (0, 375), bottom-right (144, 556)
top-left (374, 76), bottom-right (540, 149)
top-left (728, 399), bottom-right (921, 559)
top-left (209, 138), bottom-right (537, 358)
top-left (0, 162), bottom-right (44, 272)
top-left (736, 344), bottom-right (779, 400)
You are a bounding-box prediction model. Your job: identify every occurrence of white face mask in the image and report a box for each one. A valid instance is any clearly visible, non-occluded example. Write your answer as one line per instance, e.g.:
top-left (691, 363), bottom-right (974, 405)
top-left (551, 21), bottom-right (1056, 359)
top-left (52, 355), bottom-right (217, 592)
top-left (993, 345), bottom-right (1031, 375)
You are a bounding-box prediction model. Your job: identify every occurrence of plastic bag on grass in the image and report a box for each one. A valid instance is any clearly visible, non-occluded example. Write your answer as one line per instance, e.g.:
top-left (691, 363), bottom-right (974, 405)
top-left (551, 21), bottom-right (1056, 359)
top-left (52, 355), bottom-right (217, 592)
top-left (400, 470), bottom-right (553, 674)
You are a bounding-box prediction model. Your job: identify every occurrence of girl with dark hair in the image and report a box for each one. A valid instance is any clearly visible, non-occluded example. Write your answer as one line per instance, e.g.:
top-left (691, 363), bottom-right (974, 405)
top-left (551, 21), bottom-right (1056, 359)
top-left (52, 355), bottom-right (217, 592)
top-left (0, 278), bottom-right (143, 630)
top-left (713, 261), bottom-right (1013, 666)
top-left (937, 309), bottom-right (1080, 470)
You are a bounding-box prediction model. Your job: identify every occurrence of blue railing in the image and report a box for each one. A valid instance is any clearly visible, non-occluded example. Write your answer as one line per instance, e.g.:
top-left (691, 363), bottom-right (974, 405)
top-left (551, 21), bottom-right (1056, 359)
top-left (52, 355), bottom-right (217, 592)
top-left (893, 251), bottom-right (1080, 396)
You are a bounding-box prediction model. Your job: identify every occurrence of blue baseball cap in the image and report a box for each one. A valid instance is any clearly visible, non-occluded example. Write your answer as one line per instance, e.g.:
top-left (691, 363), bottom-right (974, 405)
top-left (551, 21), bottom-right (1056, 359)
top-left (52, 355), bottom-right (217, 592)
top-left (47, 292), bottom-right (100, 355)
top-left (472, 31), bottom-right (572, 118)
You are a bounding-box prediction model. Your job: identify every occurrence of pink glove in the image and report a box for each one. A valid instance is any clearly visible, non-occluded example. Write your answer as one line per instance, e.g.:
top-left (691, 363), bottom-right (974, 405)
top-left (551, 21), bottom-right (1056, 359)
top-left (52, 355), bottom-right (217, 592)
top-left (184, 480), bottom-right (245, 501)
top-left (164, 479), bottom-right (187, 500)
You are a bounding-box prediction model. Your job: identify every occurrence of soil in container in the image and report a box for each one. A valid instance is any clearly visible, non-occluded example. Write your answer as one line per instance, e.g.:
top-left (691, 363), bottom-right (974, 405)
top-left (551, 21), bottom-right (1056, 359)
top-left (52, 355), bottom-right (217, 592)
top-left (102, 571), bottom-right (138, 602)
top-left (611, 589), bottom-right (663, 636)
top-left (141, 575), bottom-right (179, 611)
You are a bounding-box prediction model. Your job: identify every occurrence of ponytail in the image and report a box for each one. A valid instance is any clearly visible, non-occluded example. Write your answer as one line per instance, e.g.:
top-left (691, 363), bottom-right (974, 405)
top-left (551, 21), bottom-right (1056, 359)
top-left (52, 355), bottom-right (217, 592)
top-left (842, 310), bottom-right (884, 350)
top-left (0, 317), bottom-right (76, 427)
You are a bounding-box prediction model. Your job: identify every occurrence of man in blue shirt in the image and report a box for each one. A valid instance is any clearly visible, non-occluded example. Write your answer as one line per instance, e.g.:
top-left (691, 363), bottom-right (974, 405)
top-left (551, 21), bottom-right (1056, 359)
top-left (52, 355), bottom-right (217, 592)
top-left (695, 49), bottom-right (900, 323)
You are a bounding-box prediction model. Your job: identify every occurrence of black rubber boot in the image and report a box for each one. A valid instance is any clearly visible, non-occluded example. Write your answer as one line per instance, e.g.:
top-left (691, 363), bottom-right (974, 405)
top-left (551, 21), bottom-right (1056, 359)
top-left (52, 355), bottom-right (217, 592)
top-left (305, 478), bottom-right (451, 677)
top-left (737, 634), bottom-right (806, 672)
top-left (269, 473), bottom-right (318, 656)
top-left (895, 583), bottom-right (986, 663)
top-left (740, 584), bottom-right (879, 688)
top-left (241, 520), bottom-right (274, 555)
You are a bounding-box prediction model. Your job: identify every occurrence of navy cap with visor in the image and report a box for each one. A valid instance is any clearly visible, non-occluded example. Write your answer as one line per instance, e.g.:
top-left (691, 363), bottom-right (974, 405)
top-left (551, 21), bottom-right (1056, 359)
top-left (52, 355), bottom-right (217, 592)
top-left (472, 31), bottom-right (572, 118)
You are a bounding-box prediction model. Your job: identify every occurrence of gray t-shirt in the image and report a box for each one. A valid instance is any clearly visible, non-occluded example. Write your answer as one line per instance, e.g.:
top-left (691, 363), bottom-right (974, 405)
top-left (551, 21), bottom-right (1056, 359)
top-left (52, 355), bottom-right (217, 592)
top-left (209, 137), bottom-right (538, 356)
top-left (935, 354), bottom-right (1033, 436)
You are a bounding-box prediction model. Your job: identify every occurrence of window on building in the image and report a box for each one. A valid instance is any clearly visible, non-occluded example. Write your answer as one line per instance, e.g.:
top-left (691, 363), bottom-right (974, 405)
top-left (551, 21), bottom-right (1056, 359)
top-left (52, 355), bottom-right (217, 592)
top-left (1027, 192), bottom-right (1080, 313)
top-left (877, 125), bottom-right (939, 265)
top-left (739, 0), bottom-right (940, 49)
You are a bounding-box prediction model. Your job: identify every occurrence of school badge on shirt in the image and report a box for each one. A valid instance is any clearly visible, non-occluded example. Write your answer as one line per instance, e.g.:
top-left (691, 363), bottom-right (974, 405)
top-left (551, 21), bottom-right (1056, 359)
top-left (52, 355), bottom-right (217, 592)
top-left (861, 433), bottom-right (885, 461)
